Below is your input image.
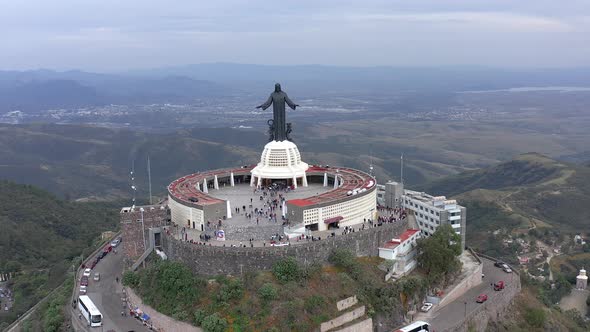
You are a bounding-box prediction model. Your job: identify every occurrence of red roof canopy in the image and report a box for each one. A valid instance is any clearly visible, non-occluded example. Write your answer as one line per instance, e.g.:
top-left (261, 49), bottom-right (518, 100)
top-left (324, 216), bottom-right (344, 224)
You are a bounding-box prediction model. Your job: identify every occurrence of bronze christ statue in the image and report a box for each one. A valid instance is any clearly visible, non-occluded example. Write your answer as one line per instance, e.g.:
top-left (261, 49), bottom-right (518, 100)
top-left (256, 83), bottom-right (299, 141)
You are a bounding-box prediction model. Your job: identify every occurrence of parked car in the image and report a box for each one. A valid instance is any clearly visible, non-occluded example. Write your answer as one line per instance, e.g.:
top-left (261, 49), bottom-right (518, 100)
top-left (83, 268), bottom-right (91, 277)
top-left (476, 294), bottom-right (488, 303)
top-left (420, 302), bottom-right (434, 312)
top-left (79, 285), bottom-right (87, 295)
top-left (80, 276), bottom-right (89, 286)
top-left (494, 261), bottom-right (505, 268)
top-left (93, 272), bottom-right (100, 281)
top-left (91, 258), bottom-right (99, 269)
top-left (502, 264), bottom-right (513, 273)
top-left (111, 237), bottom-right (121, 247)
top-left (98, 251), bottom-right (107, 259)
top-left (494, 281), bottom-right (505, 291)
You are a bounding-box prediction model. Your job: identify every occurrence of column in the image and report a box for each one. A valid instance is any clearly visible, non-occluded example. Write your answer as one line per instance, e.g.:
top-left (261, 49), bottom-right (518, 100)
top-left (333, 175), bottom-right (339, 189)
top-left (323, 172), bottom-right (328, 187)
top-left (214, 175), bottom-right (219, 190)
top-left (203, 178), bottom-right (208, 193)
top-left (257, 176), bottom-right (262, 187)
top-left (293, 175), bottom-right (298, 189)
top-left (196, 182), bottom-right (200, 191)
top-left (226, 200), bottom-right (232, 219)
top-left (302, 174), bottom-right (308, 187)
top-left (230, 172), bottom-right (235, 187)
top-left (250, 175), bottom-right (255, 186)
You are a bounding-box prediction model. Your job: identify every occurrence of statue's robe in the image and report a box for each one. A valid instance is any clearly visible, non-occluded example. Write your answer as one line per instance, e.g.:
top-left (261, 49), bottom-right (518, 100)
top-left (258, 91), bottom-right (297, 141)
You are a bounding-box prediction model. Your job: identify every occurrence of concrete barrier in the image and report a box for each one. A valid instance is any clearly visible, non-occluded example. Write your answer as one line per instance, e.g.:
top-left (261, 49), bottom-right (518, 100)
top-left (320, 306), bottom-right (366, 332)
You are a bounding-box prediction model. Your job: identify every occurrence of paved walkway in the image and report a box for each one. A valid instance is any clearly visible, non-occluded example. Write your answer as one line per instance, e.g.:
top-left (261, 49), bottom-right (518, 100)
top-left (126, 286), bottom-right (201, 332)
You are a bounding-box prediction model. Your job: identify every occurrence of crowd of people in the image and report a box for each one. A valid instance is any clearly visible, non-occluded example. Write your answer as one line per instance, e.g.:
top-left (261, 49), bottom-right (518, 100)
top-left (376, 205), bottom-right (407, 224)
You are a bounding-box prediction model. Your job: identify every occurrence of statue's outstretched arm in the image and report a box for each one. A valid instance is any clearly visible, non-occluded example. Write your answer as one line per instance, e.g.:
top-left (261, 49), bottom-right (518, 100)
top-left (256, 95), bottom-right (273, 110)
top-left (284, 95), bottom-right (299, 110)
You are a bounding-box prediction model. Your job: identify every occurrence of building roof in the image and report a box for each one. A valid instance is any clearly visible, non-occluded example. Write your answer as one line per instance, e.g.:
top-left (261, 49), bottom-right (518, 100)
top-left (289, 199), bottom-right (314, 207)
top-left (399, 229), bottom-right (420, 242)
top-left (169, 164), bottom-right (376, 209)
top-left (380, 229), bottom-right (419, 250)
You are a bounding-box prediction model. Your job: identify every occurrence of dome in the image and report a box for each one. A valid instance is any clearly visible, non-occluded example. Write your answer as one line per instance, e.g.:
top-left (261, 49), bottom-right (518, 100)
top-left (251, 140), bottom-right (308, 180)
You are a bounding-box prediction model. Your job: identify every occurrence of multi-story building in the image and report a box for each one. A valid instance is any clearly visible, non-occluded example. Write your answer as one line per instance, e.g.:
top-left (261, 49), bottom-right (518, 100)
top-left (379, 228), bottom-right (421, 276)
top-left (379, 181), bottom-right (466, 249)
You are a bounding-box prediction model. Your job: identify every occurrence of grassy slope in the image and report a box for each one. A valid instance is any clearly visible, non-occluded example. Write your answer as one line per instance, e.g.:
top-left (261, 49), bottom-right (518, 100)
top-left (0, 181), bottom-right (120, 327)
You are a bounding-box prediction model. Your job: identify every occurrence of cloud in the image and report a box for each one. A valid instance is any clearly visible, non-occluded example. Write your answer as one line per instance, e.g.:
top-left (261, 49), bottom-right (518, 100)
top-left (330, 12), bottom-right (572, 32)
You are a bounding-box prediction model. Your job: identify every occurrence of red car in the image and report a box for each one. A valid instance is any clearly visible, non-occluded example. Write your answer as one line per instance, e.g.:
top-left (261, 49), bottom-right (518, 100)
top-left (494, 281), bottom-right (505, 291)
top-left (476, 294), bottom-right (488, 303)
top-left (80, 276), bottom-right (89, 286)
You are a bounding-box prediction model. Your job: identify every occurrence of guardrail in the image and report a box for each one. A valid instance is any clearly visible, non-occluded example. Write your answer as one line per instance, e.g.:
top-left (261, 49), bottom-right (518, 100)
top-left (1, 231), bottom-right (121, 332)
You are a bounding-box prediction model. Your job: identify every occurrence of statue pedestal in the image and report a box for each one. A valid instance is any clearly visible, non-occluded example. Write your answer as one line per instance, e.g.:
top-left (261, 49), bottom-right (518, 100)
top-left (250, 140), bottom-right (308, 187)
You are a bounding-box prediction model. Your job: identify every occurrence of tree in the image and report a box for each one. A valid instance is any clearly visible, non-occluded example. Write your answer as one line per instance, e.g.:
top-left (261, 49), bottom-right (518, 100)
top-left (258, 283), bottom-right (278, 303)
top-left (416, 224), bottom-right (462, 285)
top-left (272, 257), bottom-right (302, 283)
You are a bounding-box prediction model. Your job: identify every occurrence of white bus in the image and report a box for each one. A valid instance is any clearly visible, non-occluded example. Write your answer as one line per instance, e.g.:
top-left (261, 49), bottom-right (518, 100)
top-left (78, 295), bottom-right (103, 327)
top-left (394, 321), bottom-right (431, 332)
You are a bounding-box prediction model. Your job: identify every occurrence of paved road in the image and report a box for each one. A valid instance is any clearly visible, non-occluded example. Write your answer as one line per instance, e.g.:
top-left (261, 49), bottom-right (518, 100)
top-left (75, 247), bottom-right (150, 331)
top-left (426, 258), bottom-right (516, 331)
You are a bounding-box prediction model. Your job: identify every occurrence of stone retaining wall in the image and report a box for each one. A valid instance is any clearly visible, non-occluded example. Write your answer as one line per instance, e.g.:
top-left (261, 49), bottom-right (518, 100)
top-left (163, 220), bottom-right (408, 276)
top-left (221, 223), bottom-right (284, 241)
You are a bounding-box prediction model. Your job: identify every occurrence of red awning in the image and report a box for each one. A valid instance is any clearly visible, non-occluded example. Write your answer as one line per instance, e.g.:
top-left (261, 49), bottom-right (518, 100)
top-left (324, 216), bottom-right (343, 224)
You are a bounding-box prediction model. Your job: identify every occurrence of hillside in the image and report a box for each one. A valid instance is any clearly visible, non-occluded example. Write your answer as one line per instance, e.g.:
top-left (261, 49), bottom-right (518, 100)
top-left (0, 123), bottom-right (461, 201)
top-left (0, 124), bottom-right (262, 200)
top-left (420, 153), bottom-right (590, 231)
top-left (0, 181), bottom-right (120, 327)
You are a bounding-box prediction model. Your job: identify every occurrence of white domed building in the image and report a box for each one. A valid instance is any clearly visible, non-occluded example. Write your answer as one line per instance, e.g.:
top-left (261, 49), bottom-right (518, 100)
top-left (250, 140), bottom-right (309, 188)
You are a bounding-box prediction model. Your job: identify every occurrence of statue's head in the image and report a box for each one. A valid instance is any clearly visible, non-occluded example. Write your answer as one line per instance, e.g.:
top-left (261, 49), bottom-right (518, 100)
top-left (274, 83), bottom-right (281, 92)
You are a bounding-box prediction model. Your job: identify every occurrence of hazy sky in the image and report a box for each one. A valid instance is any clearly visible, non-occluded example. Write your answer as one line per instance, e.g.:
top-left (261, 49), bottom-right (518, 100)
top-left (2, 0), bottom-right (589, 71)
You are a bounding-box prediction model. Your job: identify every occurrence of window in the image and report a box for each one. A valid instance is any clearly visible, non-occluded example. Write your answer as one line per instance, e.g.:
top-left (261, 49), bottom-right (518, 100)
top-left (430, 209), bottom-right (434, 214)
top-left (436, 212), bottom-right (439, 216)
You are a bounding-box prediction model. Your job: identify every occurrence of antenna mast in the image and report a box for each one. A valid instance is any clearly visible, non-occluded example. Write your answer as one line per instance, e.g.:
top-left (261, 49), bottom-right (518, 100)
top-left (147, 155), bottom-right (153, 205)
top-left (369, 149), bottom-right (374, 178)
top-left (400, 153), bottom-right (404, 184)
top-left (131, 158), bottom-right (137, 208)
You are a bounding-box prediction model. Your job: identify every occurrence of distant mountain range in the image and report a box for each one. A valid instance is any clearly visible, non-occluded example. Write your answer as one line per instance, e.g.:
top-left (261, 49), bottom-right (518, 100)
top-left (2, 64), bottom-right (590, 111)
top-left (0, 69), bottom-right (229, 111)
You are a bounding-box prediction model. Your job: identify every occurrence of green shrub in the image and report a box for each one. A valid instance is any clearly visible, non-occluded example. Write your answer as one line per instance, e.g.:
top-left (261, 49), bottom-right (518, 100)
top-left (258, 283), bottom-right (278, 302)
top-left (217, 279), bottom-right (244, 302)
top-left (304, 295), bottom-right (325, 313)
top-left (194, 309), bottom-right (207, 325)
top-left (202, 313), bottom-right (228, 332)
top-left (272, 257), bottom-right (302, 283)
top-left (122, 270), bottom-right (139, 287)
top-left (329, 249), bottom-right (361, 279)
top-left (524, 307), bottom-right (546, 328)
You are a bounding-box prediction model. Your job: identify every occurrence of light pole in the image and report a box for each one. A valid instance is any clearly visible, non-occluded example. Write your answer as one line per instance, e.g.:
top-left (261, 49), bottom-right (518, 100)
top-left (140, 207), bottom-right (146, 251)
top-left (464, 301), bottom-right (467, 317)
